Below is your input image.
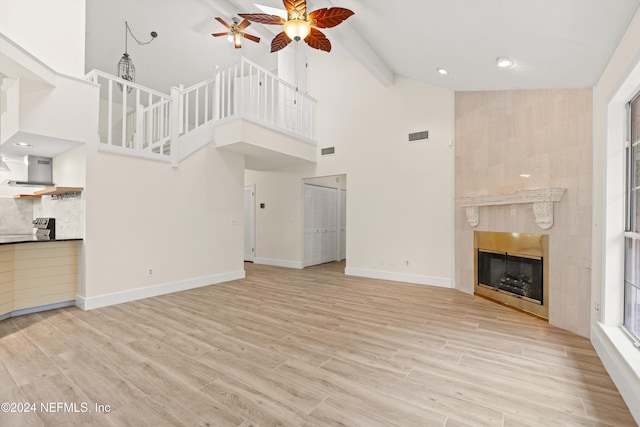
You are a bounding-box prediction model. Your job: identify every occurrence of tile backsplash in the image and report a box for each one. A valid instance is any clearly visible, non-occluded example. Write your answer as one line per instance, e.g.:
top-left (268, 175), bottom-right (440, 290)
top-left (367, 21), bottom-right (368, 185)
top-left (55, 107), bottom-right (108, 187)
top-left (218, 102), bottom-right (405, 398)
top-left (34, 194), bottom-right (83, 238)
top-left (0, 194), bottom-right (83, 238)
top-left (0, 198), bottom-right (34, 234)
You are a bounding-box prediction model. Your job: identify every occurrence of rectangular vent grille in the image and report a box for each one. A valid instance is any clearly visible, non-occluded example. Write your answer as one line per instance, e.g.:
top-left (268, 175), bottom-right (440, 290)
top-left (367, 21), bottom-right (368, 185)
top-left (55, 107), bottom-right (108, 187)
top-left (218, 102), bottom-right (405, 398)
top-left (321, 147), bottom-right (335, 155)
top-left (408, 131), bottom-right (429, 142)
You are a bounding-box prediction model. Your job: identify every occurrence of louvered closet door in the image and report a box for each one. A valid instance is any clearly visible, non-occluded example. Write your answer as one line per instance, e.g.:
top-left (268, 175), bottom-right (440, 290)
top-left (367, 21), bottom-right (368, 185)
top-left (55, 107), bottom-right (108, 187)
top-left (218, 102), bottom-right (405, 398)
top-left (320, 186), bottom-right (338, 264)
top-left (339, 189), bottom-right (346, 261)
top-left (303, 184), bottom-right (339, 267)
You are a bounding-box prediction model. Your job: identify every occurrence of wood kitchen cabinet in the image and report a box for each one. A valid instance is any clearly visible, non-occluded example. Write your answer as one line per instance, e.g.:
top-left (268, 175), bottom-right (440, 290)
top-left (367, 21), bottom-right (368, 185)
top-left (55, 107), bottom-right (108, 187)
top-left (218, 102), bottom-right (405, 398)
top-left (0, 241), bottom-right (78, 319)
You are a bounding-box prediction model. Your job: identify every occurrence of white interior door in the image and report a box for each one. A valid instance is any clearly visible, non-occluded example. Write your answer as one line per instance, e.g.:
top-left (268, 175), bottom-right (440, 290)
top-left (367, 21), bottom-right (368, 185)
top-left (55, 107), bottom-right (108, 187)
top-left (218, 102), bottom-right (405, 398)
top-left (321, 186), bottom-right (338, 263)
top-left (244, 185), bottom-right (255, 262)
top-left (303, 183), bottom-right (338, 267)
top-left (339, 189), bottom-right (347, 261)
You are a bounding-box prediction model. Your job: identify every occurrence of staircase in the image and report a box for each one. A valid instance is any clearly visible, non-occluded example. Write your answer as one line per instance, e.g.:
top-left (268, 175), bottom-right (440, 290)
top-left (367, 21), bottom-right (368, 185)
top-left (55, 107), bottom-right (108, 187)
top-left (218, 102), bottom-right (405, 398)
top-left (85, 57), bottom-right (317, 168)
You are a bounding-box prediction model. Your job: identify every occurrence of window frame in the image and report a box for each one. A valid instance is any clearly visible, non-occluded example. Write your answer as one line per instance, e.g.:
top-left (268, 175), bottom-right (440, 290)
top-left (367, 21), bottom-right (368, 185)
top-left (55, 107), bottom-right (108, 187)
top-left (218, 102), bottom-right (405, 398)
top-left (623, 90), bottom-right (640, 347)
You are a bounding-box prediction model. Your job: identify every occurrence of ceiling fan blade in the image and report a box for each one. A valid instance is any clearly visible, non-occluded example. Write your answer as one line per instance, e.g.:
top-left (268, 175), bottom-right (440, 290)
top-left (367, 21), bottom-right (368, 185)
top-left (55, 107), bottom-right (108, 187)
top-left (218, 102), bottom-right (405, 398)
top-left (237, 19), bottom-right (251, 30)
top-left (238, 13), bottom-right (285, 25)
top-left (283, 0), bottom-right (306, 19)
top-left (243, 33), bottom-right (261, 44)
top-left (271, 31), bottom-right (292, 53)
top-left (211, 32), bottom-right (229, 37)
top-left (308, 7), bottom-right (354, 28)
top-left (305, 27), bottom-right (331, 52)
top-left (215, 17), bottom-right (230, 29)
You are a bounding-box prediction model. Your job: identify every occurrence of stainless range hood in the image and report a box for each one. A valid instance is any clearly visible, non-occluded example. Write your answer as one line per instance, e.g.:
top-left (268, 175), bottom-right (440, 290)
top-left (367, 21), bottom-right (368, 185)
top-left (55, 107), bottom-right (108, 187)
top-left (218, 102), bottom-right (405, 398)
top-left (8, 155), bottom-right (54, 187)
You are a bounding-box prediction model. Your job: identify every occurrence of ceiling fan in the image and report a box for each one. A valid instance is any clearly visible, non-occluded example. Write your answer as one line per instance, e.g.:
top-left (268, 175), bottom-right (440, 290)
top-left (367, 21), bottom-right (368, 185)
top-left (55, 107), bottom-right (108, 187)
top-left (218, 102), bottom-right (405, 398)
top-left (239, 0), bottom-right (354, 53)
top-left (212, 17), bottom-right (260, 49)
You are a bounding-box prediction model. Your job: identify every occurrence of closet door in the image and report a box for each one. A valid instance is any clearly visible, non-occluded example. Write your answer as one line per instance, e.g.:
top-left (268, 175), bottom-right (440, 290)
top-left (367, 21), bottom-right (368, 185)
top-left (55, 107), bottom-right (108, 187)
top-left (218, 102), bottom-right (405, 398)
top-left (320, 186), bottom-right (338, 264)
top-left (338, 189), bottom-right (346, 261)
top-left (303, 184), bottom-right (339, 267)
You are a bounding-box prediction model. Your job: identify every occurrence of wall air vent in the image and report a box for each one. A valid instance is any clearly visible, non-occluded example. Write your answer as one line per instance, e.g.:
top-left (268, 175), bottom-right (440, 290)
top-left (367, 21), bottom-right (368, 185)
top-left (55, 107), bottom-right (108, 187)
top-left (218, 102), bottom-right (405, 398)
top-left (321, 147), bottom-right (335, 156)
top-left (408, 131), bottom-right (429, 142)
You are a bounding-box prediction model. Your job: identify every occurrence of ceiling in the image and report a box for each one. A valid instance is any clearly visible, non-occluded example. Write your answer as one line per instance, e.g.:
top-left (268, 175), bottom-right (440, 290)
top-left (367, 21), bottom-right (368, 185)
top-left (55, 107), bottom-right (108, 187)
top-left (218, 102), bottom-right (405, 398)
top-left (81, 0), bottom-right (640, 93)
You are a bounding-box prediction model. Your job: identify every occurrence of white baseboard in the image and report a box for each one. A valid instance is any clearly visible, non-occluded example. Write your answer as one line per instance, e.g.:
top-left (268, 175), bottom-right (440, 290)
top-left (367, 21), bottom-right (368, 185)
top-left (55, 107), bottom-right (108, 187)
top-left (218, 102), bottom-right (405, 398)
top-left (344, 267), bottom-right (452, 288)
top-left (253, 258), bottom-right (304, 269)
top-left (76, 270), bottom-right (245, 311)
top-left (591, 323), bottom-right (640, 425)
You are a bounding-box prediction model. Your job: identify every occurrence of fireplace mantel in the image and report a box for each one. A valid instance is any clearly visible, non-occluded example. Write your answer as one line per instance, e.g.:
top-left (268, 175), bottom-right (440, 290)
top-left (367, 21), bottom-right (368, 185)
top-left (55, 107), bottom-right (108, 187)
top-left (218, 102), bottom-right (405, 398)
top-left (458, 188), bottom-right (566, 230)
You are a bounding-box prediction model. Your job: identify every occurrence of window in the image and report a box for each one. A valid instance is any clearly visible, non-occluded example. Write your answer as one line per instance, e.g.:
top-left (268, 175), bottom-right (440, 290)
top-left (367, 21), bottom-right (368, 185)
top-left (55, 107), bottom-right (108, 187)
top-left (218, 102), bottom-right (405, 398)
top-left (624, 91), bottom-right (640, 344)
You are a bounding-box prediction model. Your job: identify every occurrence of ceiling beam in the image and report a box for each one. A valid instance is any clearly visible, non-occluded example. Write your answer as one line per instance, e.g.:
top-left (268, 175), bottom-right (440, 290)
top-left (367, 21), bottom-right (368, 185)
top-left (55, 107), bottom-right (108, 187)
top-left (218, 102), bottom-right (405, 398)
top-left (311, 0), bottom-right (394, 87)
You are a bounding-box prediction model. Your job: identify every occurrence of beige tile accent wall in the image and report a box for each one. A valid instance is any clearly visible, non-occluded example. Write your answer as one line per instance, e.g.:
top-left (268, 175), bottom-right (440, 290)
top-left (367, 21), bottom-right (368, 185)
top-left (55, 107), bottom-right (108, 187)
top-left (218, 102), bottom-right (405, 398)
top-left (455, 89), bottom-right (593, 337)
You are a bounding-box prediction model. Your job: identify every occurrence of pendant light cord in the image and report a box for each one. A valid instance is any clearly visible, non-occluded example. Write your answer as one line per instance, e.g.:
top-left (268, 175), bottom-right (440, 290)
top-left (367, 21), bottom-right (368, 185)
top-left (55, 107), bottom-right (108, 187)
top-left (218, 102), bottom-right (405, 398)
top-left (124, 21), bottom-right (157, 54)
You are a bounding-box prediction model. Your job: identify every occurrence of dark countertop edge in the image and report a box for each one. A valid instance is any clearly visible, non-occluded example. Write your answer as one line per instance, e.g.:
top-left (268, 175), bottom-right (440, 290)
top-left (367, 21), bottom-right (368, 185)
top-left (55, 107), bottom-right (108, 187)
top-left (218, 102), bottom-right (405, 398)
top-left (0, 237), bottom-right (83, 245)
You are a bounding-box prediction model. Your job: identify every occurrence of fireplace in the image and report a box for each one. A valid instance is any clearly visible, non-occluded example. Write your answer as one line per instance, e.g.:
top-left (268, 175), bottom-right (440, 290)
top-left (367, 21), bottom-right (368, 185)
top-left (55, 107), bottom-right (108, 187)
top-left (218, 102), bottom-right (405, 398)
top-left (474, 231), bottom-right (549, 319)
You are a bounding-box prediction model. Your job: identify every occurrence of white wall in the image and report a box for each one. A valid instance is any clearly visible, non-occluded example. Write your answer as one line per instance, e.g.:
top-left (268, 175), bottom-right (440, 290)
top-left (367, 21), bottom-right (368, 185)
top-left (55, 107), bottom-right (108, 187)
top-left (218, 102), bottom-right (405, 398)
top-left (19, 76), bottom-right (98, 144)
top-left (0, 0), bottom-right (86, 78)
top-left (592, 7), bottom-right (640, 424)
top-left (53, 144), bottom-right (87, 188)
top-left (80, 142), bottom-right (246, 306)
top-left (246, 54), bottom-right (454, 286)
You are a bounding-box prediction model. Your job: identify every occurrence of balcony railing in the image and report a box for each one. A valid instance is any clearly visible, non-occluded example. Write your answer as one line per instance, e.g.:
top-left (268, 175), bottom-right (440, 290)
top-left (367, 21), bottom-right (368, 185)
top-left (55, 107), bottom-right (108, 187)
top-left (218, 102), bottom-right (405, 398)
top-left (85, 70), bottom-right (172, 161)
top-left (85, 57), bottom-right (316, 164)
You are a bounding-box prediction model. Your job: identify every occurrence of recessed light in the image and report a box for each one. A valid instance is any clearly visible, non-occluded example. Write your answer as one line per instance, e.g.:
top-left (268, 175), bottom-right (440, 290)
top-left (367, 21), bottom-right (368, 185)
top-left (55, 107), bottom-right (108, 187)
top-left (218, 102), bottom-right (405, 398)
top-left (519, 173), bottom-right (531, 178)
top-left (13, 142), bottom-right (33, 148)
top-left (437, 68), bottom-right (449, 75)
top-left (497, 57), bottom-right (513, 68)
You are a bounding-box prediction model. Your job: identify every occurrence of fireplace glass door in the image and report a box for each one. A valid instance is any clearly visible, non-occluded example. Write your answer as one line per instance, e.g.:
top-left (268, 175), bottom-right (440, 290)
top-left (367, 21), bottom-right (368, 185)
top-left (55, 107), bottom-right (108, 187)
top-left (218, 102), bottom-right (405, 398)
top-left (477, 250), bottom-right (543, 305)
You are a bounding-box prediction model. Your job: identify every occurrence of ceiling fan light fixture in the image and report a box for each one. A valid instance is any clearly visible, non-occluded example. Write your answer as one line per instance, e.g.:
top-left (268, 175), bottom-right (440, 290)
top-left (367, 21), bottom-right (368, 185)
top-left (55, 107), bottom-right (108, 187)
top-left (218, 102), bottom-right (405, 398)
top-left (284, 18), bottom-right (311, 41)
top-left (496, 56), bottom-right (513, 68)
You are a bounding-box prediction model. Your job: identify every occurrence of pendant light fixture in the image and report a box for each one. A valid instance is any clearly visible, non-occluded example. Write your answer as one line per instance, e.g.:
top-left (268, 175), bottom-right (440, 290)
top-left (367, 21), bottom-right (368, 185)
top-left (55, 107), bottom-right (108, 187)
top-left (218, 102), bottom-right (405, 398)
top-left (117, 21), bottom-right (158, 92)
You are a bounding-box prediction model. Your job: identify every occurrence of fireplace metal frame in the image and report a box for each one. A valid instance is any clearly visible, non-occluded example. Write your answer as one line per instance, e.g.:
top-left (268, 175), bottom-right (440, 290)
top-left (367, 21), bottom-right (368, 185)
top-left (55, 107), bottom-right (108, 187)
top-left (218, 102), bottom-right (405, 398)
top-left (474, 231), bottom-right (549, 319)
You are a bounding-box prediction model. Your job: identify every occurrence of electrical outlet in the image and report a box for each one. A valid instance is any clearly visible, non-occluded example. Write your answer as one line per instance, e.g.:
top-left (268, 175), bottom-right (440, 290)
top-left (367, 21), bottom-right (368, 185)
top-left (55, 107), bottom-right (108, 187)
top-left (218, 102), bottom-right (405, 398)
top-left (405, 260), bottom-right (409, 266)
top-left (148, 268), bottom-right (153, 276)
top-left (594, 300), bottom-right (600, 312)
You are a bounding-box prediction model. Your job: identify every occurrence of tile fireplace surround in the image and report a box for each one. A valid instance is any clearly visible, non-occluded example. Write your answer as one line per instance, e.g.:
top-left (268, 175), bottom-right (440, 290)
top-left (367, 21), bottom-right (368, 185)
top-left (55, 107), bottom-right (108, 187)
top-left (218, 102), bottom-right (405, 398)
top-left (454, 88), bottom-right (593, 337)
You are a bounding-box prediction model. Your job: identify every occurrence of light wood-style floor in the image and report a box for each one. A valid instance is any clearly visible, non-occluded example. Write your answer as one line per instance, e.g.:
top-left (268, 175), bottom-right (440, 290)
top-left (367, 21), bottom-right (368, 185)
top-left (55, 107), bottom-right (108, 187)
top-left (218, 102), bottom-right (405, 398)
top-left (0, 261), bottom-right (636, 426)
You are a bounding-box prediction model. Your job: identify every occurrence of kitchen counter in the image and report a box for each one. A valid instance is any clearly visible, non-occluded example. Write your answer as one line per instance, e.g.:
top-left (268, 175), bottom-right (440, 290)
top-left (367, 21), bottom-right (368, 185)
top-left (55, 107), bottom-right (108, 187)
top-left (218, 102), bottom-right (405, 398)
top-left (0, 234), bottom-right (83, 245)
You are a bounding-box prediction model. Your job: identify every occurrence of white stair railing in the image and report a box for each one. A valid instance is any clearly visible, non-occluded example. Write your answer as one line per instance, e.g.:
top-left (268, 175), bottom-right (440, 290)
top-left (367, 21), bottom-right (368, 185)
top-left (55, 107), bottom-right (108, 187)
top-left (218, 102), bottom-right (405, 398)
top-left (86, 57), bottom-right (316, 163)
top-left (212, 58), bottom-right (316, 141)
top-left (86, 70), bottom-right (173, 161)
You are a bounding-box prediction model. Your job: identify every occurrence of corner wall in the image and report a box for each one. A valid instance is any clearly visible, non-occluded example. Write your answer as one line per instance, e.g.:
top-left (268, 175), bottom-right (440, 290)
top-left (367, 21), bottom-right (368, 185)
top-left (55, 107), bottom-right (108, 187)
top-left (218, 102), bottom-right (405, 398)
top-left (246, 54), bottom-right (454, 286)
top-left (455, 89), bottom-right (593, 337)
